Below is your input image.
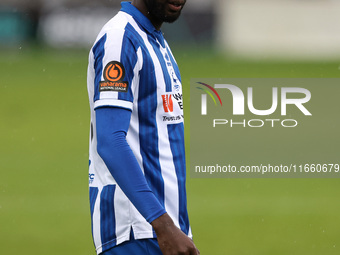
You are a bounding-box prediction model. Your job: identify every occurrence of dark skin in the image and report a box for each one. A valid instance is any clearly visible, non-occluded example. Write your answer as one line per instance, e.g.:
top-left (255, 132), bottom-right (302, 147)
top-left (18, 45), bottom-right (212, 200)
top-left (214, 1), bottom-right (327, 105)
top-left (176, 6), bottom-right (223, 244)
top-left (131, 0), bottom-right (199, 254)
top-left (151, 213), bottom-right (200, 255)
top-left (132, 0), bottom-right (186, 30)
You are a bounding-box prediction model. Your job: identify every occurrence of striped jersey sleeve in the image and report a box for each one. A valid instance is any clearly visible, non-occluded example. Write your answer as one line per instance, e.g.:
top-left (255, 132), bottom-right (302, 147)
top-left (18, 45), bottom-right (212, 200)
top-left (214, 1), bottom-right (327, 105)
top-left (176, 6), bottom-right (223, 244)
top-left (89, 14), bottom-right (142, 111)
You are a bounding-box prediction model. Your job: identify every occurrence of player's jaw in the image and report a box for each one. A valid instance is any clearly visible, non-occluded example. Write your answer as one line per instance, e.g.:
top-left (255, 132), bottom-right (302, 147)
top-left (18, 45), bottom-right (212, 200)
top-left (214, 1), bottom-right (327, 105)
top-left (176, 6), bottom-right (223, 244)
top-left (146, 0), bottom-right (186, 24)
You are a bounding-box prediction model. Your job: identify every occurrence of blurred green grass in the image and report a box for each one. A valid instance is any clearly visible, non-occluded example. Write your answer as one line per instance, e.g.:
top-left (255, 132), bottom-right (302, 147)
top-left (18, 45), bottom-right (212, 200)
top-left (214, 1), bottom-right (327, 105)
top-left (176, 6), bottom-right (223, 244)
top-left (1, 46), bottom-right (340, 255)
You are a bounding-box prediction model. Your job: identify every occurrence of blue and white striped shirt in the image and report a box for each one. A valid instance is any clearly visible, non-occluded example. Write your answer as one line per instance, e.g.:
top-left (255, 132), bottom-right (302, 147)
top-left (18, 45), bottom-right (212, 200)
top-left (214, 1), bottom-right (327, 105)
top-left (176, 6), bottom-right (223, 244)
top-left (87, 2), bottom-right (191, 254)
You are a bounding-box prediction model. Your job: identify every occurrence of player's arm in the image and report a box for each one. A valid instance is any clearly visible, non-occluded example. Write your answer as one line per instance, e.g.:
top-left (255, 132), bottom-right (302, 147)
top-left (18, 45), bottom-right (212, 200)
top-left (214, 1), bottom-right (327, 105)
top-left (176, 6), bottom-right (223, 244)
top-left (96, 106), bottom-right (166, 223)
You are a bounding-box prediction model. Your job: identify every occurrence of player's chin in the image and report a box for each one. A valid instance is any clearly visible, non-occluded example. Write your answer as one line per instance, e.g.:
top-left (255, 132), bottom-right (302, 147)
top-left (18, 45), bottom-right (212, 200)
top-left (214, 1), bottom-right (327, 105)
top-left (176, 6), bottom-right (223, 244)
top-left (163, 12), bottom-right (182, 23)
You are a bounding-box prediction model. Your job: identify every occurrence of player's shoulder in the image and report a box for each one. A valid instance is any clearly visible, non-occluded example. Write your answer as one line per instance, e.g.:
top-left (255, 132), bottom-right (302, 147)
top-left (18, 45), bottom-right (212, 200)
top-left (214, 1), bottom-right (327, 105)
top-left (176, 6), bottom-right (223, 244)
top-left (105, 11), bottom-right (130, 32)
top-left (95, 12), bottom-right (126, 38)
top-left (93, 11), bottom-right (140, 45)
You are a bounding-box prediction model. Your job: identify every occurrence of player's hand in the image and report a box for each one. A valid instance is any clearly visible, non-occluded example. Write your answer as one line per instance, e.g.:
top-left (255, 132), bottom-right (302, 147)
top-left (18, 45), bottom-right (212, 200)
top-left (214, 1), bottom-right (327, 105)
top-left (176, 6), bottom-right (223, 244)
top-left (151, 213), bottom-right (200, 255)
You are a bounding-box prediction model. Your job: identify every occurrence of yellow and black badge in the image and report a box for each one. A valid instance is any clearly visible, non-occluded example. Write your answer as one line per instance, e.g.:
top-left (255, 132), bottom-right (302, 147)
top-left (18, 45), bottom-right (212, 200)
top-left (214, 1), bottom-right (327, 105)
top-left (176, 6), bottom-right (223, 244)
top-left (99, 61), bottom-right (129, 92)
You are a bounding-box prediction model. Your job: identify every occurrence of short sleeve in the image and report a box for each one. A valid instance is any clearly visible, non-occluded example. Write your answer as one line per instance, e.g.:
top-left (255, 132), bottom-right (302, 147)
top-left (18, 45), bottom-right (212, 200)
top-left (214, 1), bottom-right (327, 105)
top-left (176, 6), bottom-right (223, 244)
top-left (91, 28), bottom-right (141, 111)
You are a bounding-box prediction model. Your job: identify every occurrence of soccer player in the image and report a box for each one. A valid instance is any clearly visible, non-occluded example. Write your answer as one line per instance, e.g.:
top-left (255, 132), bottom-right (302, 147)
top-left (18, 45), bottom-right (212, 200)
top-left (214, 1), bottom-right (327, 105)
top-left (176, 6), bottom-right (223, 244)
top-left (87, 0), bottom-right (199, 254)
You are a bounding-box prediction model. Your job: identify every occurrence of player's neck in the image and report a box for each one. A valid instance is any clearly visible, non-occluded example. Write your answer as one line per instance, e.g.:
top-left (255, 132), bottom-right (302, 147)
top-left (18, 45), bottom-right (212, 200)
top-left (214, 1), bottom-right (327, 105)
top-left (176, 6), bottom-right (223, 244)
top-left (131, 0), bottom-right (163, 30)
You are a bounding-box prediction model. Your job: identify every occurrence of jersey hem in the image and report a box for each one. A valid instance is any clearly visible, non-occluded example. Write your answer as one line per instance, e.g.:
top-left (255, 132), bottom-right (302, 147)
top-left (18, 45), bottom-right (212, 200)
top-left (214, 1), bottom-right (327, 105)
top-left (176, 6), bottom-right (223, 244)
top-left (96, 230), bottom-right (157, 255)
top-left (96, 232), bottom-right (130, 255)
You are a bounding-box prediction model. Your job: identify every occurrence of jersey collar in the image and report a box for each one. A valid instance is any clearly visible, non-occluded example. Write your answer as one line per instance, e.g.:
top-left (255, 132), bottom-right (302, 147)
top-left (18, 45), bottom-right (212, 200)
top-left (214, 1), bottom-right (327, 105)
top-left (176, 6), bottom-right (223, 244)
top-left (121, 2), bottom-right (158, 35)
